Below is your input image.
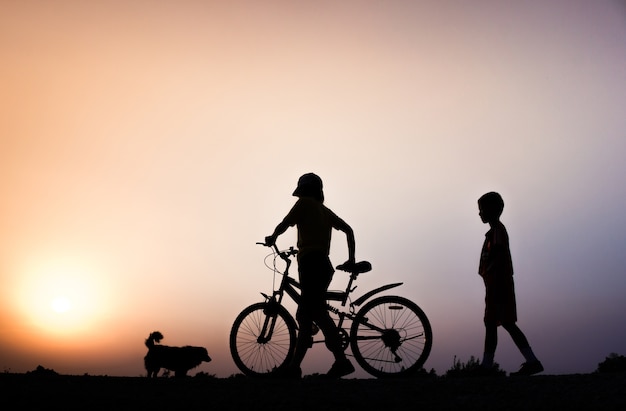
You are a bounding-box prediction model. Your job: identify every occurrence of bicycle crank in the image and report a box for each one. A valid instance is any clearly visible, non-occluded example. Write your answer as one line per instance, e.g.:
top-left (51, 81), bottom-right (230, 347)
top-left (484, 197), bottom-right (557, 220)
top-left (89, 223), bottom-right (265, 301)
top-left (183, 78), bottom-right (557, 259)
top-left (339, 328), bottom-right (350, 350)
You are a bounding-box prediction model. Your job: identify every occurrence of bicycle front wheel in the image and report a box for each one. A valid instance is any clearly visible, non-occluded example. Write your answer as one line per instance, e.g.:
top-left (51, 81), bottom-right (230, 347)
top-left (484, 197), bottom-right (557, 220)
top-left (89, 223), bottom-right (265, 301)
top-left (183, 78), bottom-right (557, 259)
top-left (229, 302), bottom-right (297, 377)
top-left (350, 295), bottom-right (432, 378)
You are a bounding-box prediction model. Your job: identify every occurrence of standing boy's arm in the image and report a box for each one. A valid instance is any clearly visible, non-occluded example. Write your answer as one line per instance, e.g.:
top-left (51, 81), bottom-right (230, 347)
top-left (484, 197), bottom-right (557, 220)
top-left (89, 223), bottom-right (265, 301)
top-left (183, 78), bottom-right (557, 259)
top-left (486, 225), bottom-right (513, 277)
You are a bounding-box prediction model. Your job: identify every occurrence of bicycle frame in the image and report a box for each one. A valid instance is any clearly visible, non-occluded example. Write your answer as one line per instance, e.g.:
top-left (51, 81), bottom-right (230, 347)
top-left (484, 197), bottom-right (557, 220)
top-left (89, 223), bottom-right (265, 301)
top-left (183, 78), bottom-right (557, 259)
top-left (260, 244), bottom-right (403, 341)
top-left (231, 243), bottom-right (433, 378)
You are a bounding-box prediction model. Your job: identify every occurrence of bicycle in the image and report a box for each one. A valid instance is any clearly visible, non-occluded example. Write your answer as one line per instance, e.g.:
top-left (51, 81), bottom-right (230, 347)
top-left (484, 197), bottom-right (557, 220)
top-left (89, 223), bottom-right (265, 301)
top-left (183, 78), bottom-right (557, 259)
top-left (229, 243), bottom-right (433, 378)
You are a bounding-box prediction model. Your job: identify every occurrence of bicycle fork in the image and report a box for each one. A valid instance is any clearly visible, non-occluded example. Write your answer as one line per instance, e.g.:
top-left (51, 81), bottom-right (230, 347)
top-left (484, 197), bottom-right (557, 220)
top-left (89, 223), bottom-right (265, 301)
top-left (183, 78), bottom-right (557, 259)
top-left (257, 299), bottom-right (282, 344)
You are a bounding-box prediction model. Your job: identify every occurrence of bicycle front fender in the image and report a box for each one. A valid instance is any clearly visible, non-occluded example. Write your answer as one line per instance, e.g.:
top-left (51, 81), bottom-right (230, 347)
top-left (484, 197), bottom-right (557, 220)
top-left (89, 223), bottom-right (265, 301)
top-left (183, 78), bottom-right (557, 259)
top-left (352, 283), bottom-right (403, 307)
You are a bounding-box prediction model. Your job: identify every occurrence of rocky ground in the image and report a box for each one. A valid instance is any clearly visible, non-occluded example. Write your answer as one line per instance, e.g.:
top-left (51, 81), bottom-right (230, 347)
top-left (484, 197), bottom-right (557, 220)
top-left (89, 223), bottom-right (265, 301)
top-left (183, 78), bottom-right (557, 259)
top-left (1, 371), bottom-right (624, 410)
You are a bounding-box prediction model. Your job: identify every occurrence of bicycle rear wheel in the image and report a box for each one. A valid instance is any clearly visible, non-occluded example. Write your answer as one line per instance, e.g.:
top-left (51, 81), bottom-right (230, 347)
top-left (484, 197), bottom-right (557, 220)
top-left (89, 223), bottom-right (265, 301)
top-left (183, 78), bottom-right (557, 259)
top-left (230, 302), bottom-right (297, 377)
top-left (350, 295), bottom-right (432, 378)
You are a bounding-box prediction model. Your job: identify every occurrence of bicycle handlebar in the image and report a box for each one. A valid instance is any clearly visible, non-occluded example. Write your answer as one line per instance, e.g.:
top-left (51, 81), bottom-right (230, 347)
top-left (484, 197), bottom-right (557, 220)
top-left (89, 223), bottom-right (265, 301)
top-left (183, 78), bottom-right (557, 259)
top-left (256, 242), bottom-right (298, 258)
top-left (257, 242), bottom-right (370, 274)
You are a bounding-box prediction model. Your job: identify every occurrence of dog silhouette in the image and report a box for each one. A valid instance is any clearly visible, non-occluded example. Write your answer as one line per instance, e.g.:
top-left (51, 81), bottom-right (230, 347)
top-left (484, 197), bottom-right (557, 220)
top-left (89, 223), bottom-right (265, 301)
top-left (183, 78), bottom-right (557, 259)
top-left (144, 331), bottom-right (211, 378)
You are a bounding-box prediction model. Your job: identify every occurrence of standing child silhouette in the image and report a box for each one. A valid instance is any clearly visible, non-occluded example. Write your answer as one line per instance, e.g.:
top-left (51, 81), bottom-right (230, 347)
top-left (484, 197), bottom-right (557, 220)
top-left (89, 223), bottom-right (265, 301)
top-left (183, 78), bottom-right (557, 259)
top-left (265, 173), bottom-right (356, 379)
top-left (477, 192), bottom-right (543, 376)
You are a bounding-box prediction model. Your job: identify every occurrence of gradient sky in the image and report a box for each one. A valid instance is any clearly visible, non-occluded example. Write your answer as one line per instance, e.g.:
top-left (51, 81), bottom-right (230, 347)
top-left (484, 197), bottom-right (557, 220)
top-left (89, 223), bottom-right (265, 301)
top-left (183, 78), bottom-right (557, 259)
top-left (1, 0), bottom-right (625, 378)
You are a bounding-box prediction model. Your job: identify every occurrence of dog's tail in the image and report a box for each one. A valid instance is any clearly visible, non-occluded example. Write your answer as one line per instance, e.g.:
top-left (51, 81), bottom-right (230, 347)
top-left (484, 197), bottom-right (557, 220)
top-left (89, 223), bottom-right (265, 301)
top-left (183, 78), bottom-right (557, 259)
top-left (145, 331), bottom-right (164, 349)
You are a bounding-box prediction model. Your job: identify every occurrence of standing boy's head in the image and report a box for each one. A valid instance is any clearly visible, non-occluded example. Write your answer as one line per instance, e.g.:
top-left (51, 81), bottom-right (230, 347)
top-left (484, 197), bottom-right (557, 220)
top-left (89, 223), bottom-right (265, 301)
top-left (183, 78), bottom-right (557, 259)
top-left (478, 191), bottom-right (504, 223)
top-left (293, 173), bottom-right (324, 202)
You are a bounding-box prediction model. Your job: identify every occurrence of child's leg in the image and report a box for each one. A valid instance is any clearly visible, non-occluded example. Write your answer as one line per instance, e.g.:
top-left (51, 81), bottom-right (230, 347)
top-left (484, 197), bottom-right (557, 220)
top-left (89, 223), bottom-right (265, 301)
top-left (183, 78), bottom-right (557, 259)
top-left (315, 310), bottom-right (346, 361)
top-left (294, 255), bottom-right (332, 368)
top-left (502, 323), bottom-right (539, 363)
top-left (292, 308), bottom-right (313, 368)
top-left (482, 321), bottom-right (498, 367)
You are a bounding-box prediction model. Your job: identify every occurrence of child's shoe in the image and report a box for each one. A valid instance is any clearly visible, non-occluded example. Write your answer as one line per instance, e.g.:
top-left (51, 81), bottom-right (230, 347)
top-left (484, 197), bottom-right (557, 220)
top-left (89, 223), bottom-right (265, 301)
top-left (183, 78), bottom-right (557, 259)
top-left (510, 360), bottom-right (544, 376)
top-left (324, 359), bottom-right (355, 379)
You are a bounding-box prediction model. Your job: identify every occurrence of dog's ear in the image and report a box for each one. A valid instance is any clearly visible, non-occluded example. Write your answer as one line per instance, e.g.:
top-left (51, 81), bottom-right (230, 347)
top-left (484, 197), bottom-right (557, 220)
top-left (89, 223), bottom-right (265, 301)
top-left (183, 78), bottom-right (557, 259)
top-left (150, 331), bottom-right (164, 343)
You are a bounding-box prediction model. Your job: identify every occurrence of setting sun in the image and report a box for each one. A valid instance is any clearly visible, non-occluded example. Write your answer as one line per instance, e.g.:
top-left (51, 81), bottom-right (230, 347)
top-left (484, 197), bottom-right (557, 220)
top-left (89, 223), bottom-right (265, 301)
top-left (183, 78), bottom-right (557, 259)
top-left (51, 296), bottom-right (72, 314)
top-left (12, 257), bottom-right (112, 336)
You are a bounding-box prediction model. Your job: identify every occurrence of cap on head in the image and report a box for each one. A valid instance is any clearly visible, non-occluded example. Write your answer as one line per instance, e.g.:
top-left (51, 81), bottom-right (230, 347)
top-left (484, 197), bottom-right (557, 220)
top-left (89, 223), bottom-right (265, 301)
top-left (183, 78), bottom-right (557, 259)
top-left (293, 172), bottom-right (324, 201)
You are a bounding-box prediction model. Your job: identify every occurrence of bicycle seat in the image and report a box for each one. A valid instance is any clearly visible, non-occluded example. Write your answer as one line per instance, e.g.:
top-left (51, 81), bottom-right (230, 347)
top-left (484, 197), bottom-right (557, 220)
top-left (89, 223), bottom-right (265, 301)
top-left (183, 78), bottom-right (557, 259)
top-left (336, 261), bottom-right (372, 274)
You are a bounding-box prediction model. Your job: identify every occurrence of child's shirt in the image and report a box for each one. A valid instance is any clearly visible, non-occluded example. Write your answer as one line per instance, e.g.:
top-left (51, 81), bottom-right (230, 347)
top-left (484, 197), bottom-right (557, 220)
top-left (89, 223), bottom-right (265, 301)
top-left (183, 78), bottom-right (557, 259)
top-left (479, 221), bottom-right (514, 281)
top-left (280, 196), bottom-right (346, 258)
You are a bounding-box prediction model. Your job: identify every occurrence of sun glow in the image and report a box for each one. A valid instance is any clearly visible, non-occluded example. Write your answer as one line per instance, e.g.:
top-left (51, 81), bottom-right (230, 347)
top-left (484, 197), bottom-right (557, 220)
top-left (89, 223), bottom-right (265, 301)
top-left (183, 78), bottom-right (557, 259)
top-left (51, 296), bottom-right (72, 313)
top-left (13, 258), bottom-right (112, 336)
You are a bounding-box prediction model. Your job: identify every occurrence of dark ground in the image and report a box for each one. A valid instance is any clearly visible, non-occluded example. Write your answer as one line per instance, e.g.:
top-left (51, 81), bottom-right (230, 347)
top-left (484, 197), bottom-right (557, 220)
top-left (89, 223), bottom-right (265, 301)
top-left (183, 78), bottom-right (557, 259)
top-left (1, 372), bottom-right (624, 410)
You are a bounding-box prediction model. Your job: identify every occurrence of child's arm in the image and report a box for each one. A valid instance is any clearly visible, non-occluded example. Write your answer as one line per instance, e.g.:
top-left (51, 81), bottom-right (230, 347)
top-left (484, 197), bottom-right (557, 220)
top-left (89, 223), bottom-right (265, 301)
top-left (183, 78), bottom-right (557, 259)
top-left (334, 217), bottom-right (355, 263)
top-left (482, 240), bottom-right (511, 280)
top-left (265, 220), bottom-right (290, 246)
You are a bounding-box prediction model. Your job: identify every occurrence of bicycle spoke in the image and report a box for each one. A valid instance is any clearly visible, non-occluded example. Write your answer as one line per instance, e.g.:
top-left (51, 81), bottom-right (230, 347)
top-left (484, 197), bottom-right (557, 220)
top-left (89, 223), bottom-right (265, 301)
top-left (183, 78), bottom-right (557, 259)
top-left (230, 303), bottom-right (297, 376)
top-left (351, 296), bottom-right (432, 378)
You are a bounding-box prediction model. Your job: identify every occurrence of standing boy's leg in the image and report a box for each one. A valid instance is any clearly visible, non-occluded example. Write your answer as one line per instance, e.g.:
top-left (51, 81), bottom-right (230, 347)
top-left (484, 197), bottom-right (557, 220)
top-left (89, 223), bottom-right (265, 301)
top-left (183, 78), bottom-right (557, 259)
top-left (502, 323), bottom-right (541, 365)
top-left (482, 321), bottom-right (498, 368)
top-left (502, 323), bottom-right (529, 351)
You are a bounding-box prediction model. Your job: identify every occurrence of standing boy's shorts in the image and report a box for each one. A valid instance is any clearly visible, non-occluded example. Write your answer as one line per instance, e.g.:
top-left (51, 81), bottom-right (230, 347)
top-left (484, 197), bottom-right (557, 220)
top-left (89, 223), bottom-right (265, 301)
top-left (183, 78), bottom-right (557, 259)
top-left (484, 275), bottom-right (517, 325)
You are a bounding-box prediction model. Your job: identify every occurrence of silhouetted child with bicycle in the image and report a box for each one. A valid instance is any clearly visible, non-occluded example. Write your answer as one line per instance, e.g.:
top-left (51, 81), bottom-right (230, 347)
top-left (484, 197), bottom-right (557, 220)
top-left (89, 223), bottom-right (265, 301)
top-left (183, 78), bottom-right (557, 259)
top-left (477, 192), bottom-right (543, 376)
top-left (265, 173), bottom-right (356, 379)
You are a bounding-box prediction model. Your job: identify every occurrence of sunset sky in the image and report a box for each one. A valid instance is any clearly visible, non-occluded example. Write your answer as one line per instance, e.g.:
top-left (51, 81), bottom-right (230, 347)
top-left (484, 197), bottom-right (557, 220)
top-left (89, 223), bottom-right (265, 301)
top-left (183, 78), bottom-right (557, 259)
top-left (1, 0), bottom-right (625, 378)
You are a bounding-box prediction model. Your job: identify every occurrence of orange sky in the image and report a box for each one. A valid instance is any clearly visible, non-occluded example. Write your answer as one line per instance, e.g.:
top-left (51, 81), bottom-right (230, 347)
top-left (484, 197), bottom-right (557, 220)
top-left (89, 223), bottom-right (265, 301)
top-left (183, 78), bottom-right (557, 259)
top-left (1, 0), bottom-right (625, 377)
